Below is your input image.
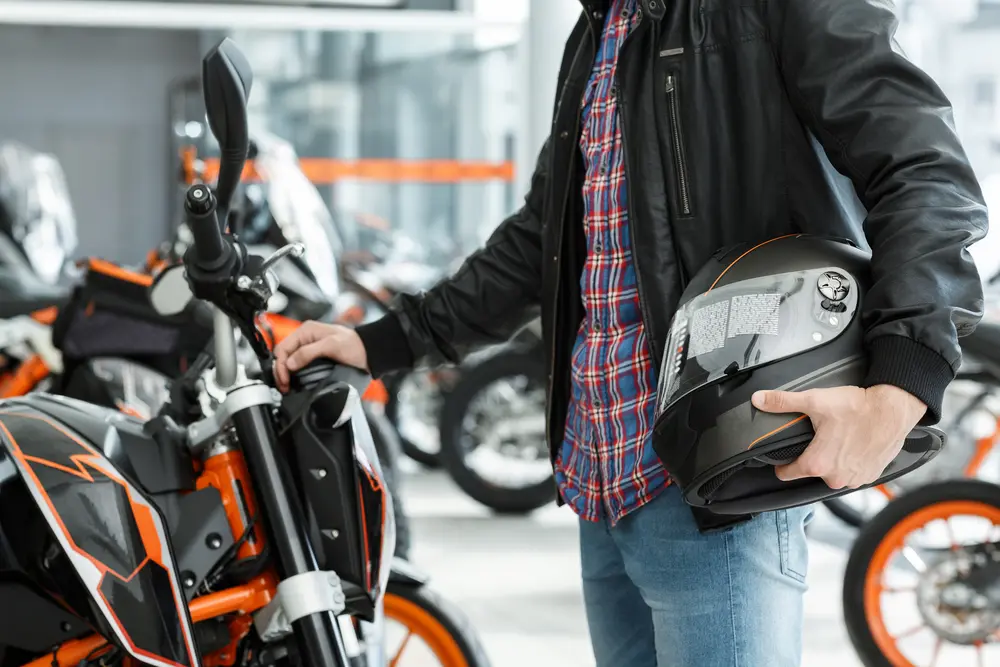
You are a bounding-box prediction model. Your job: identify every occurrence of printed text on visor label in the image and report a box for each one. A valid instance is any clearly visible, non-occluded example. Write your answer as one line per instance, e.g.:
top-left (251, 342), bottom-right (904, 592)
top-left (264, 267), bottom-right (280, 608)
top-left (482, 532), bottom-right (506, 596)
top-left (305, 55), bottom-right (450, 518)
top-left (688, 293), bottom-right (782, 357)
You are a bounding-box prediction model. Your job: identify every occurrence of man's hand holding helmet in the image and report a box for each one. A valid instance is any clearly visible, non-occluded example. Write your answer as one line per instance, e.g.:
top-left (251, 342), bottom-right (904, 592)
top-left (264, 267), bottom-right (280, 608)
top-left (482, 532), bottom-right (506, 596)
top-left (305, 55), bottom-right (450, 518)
top-left (751, 384), bottom-right (927, 490)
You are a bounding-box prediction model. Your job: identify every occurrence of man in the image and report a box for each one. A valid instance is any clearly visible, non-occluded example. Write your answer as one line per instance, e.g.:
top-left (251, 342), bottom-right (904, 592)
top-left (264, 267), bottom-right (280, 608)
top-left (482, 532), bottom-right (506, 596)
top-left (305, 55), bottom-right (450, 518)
top-left (275, 0), bottom-right (987, 664)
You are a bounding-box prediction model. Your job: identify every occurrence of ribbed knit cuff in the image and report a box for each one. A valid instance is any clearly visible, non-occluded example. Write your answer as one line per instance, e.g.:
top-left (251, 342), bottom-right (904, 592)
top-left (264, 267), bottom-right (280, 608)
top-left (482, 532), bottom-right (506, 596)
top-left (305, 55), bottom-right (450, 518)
top-left (862, 335), bottom-right (955, 425)
top-left (355, 314), bottom-right (415, 378)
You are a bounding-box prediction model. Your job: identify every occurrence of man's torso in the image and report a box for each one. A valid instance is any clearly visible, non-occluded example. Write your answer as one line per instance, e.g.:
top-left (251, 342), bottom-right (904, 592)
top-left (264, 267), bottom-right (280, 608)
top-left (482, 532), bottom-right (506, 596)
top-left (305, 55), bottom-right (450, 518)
top-left (555, 0), bottom-right (671, 524)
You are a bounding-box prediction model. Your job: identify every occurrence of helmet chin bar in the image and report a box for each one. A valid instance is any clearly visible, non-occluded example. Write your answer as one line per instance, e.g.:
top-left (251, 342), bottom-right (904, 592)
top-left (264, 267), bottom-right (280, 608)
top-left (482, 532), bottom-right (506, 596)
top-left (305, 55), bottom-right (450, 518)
top-left (673, 410), bottom-right (944, 515)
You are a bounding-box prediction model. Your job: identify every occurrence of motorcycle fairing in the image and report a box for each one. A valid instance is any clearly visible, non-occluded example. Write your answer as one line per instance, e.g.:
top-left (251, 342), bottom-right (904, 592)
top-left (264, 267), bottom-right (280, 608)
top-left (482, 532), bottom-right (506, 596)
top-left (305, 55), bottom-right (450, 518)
top-left (0, 402), bottom-right (200, 667)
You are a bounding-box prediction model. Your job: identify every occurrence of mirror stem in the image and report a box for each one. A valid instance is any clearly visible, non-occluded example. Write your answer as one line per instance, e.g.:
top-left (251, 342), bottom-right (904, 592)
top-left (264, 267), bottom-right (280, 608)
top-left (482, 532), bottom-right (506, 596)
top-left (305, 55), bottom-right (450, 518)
top-left (214, 146), bottom-right (247, 230)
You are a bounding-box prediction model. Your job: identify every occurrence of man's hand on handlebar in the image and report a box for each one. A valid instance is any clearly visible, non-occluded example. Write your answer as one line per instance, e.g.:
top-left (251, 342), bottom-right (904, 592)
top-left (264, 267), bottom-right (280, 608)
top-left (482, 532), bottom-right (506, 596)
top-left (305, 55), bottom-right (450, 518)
top-left (273, 321), bottom-right (369, 392)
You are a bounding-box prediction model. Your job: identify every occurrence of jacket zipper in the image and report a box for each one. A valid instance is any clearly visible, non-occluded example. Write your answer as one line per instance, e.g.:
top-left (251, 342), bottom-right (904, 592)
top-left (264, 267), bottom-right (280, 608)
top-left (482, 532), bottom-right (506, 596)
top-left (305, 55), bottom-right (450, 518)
top-left (665, 74), bottom-right (692, 216)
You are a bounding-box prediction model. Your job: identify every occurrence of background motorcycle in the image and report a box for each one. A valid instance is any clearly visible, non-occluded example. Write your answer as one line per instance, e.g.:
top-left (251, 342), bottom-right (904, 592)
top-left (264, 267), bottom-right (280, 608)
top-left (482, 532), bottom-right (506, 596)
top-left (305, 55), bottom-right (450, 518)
top-left (842, 479), bottom-right (1000, 666)
top-left (437, 319), bottom-right (555, 515)
top-left (0, 141), bottom-right (78, 286)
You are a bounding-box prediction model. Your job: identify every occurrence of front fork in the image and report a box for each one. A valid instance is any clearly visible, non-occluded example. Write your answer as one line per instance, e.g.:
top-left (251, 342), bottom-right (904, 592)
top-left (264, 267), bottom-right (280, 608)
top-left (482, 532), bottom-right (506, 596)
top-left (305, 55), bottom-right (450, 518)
top-left (230, 395), bottom-right (352, 667)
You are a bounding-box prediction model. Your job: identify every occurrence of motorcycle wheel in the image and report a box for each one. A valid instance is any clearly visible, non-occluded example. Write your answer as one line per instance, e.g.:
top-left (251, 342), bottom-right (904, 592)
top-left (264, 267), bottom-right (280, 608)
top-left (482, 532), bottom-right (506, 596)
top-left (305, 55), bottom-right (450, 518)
top-left (438, 350), bottom-right (555, 515)
top-left (366, 405), bottom-right (412, 560)
top-left (383, 582), bottom-right (491, 667)
top-left (385, 371), bottom-right (443, 470)
top-left (843, 480), bottom-right (1000, 667)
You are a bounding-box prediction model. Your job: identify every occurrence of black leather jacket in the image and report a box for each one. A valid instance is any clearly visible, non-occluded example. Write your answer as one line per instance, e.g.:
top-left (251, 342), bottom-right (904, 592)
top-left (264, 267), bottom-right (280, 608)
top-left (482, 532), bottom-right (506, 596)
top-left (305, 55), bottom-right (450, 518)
top-left (359, 0), bottom-right (987, 461)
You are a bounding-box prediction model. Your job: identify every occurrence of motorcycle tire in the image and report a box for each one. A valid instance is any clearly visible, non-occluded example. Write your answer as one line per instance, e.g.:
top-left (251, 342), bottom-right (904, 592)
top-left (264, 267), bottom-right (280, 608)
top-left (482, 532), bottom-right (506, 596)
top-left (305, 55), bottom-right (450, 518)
top-left (438, 350), bottom-right (555, 515)
top-left (365, 405), bottom-right (412, 560)
top-left (842, 479), bottom-right (1000, 667)
top-left (384, 582), bottom-right (492, 667)
top-left (823, 496), bottom-right (867, 529)
top-left (385, 371), bottom-right (443, 470)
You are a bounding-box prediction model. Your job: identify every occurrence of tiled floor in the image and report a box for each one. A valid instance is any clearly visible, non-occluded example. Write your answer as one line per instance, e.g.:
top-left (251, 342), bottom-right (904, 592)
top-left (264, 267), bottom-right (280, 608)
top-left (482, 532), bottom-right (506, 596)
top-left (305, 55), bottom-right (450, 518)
top-left (399, 469), bottom-right (866, 667)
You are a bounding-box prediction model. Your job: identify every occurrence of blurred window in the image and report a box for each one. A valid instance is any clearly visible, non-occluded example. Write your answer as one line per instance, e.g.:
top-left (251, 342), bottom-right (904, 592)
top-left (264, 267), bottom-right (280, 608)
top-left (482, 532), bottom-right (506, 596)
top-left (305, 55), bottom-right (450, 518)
top-left (974, 78), bottom-right (996, 111)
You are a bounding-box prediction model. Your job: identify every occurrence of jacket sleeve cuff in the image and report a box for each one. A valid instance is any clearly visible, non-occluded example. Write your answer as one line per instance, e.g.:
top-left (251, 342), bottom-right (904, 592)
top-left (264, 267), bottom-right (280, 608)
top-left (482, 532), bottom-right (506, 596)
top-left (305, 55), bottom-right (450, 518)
top-left (862, 335), bottom-right (955, 425)
top-left (355, 314), bottom-right (415, 378)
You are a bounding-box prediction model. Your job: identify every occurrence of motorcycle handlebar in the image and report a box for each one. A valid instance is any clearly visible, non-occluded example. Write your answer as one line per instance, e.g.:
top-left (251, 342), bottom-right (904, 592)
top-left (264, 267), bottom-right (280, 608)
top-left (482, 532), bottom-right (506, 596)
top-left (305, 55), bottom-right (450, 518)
top-left (184, 184), bottom-right (228, 270)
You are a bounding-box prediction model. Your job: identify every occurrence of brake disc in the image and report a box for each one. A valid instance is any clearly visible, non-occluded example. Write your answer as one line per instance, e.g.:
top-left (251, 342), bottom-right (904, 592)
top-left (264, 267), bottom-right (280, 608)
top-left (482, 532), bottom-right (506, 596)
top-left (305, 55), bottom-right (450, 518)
top-left (917, 548), bottom-right (1000, 644)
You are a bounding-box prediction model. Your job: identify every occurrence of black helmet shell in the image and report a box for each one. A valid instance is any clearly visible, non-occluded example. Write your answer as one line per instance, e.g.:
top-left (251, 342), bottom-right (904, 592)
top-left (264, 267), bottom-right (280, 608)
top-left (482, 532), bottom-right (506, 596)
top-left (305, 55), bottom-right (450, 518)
top-left (652, 235), bottom-right (942, 514)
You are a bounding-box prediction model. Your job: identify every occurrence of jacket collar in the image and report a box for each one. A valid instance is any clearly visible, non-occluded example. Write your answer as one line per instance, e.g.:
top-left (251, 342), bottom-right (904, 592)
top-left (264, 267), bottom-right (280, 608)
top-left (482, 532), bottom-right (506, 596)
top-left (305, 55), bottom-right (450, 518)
top-left (577, 0), bottom-right (662, 19)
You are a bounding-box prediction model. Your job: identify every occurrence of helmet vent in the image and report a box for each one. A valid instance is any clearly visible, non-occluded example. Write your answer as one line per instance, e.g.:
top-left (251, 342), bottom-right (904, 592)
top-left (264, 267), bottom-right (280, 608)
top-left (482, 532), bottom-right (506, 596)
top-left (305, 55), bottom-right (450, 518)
top-left (700, 467), bottom-right (739, 498)
top-left (755, 442), bottom-right (809, 466)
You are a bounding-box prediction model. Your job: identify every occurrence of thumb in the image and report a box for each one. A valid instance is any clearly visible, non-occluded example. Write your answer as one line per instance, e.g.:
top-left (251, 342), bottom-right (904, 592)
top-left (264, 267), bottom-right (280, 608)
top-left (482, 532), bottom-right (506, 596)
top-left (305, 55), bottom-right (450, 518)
top-left (752, 389), bottom-right (811, 415)
top-left (774, 459), bottom-right (810, 482)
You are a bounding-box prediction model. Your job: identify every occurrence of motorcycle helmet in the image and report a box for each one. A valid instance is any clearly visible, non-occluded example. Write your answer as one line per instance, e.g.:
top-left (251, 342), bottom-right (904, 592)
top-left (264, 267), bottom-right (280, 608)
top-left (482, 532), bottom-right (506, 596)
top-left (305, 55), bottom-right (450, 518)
top-left (652, 234), bottom-right (944, 515)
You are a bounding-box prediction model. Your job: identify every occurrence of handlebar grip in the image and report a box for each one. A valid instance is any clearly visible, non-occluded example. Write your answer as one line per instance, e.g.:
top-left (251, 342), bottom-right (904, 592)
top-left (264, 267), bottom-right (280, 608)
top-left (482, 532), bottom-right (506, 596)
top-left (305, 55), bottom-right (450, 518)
top-left (184, 184), bottom-right (228, 269)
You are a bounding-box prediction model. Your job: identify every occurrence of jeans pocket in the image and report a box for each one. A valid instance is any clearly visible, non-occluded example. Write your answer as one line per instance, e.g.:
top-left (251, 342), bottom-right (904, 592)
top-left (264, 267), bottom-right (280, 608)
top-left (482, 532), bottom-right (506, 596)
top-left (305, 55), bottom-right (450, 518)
top-left (776, 509), bottom-right (808, 583)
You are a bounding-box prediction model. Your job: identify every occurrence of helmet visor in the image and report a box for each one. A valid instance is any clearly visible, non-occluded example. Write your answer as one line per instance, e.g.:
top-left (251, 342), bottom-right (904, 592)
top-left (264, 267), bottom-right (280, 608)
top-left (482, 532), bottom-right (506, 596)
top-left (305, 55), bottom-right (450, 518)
top-left (656, 267), bottom-right (860, 417)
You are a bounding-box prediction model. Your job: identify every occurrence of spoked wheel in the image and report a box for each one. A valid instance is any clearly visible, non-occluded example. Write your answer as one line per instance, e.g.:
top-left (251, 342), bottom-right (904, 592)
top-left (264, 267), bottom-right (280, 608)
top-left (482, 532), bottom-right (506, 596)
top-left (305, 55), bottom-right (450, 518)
top-left (382, 583), bottom-right (491, 667)
top-left (438, 350), bottom-right (554, 514)
top-left (386, 369), bottom-right (458, 469)
top-left (843, 480), bottom-right (1000, 667)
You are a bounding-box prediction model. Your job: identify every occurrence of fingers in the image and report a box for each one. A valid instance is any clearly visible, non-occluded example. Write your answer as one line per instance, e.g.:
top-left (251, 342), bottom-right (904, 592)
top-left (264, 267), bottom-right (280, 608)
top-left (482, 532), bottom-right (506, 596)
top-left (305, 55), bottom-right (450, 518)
top-left (285, 339), bottom-right (331, 374)
top-left (775, 437), bottom-right (893, 489)
top-left (273, 321), bottom-right (320, 393)
top-left (752, 389), bottom-right (812, 415)
top-left (775, 458), bottom-right (849, 488)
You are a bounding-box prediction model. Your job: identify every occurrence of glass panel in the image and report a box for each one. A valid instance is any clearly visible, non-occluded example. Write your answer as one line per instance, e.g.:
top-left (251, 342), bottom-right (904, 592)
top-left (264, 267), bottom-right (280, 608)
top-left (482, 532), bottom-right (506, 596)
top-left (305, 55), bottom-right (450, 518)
top-left (656, 267), bottom-right (861, 416)
top-left (174, 29), bottom-right (519, 271)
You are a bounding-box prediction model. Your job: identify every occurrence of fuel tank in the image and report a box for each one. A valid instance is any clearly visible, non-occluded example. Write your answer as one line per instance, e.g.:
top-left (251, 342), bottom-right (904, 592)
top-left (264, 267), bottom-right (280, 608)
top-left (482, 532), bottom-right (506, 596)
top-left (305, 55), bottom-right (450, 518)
top-left (0, 394), bottom-right (201, 667)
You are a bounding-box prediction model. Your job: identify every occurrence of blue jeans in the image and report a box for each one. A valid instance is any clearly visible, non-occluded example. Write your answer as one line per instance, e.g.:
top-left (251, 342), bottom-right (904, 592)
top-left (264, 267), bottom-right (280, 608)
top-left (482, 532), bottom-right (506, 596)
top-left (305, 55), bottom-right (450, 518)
top-left (579, 485), bottom-right (811, 667)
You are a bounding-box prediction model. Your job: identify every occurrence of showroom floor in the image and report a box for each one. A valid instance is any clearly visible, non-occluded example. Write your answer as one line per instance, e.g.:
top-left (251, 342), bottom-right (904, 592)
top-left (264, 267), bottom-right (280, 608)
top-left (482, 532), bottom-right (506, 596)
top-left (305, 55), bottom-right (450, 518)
top-left (400, 469), bottom-right (864, 667)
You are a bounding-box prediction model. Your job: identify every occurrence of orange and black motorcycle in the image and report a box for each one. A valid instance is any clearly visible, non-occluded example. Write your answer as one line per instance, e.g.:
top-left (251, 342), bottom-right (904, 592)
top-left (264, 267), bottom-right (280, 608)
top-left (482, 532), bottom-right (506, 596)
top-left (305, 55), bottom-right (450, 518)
top-left (0, 40), bottom-right (487, 667)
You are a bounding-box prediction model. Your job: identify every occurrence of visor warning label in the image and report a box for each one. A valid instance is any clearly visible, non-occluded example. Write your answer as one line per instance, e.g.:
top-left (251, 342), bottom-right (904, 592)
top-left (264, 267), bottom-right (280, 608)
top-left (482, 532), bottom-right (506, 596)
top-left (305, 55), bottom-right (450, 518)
top-left (689, 293), bottom-right (781, 357)
top-left (689, 300), bottom-right (729, 356)
top-left (727, 293), bottom-right (781, 338)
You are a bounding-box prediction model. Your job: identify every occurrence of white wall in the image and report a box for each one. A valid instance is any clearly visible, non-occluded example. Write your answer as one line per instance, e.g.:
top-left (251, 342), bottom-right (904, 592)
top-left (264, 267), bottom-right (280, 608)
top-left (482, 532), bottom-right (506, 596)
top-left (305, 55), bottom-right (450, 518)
top-left (0, 25), bottom-right (200, 263)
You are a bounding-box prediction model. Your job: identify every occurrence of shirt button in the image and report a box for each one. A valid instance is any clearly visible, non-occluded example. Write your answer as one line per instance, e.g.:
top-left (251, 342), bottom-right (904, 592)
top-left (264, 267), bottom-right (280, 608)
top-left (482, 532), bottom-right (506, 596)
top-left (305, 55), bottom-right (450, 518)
top-left (593, 321), bottom-right (602, 332)
top-left (593, 241), bottom-right (603, 253)
top-left (592, 10), bottom-right (604, 19)
top-left (559, 130), bottom-right (569, 139)
top-left (610, 85), bottom-right (617, 99)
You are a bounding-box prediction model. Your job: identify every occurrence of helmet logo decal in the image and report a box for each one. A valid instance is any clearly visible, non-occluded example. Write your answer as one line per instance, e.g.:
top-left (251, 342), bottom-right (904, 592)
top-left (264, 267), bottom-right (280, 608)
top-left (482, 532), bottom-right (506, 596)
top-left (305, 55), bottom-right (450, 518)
top-left (817, 272), bottom-right (849, 301)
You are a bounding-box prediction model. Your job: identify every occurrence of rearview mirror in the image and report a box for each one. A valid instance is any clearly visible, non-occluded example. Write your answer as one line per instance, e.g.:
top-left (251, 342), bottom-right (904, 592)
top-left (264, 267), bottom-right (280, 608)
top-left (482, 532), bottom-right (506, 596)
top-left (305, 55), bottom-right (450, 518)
top-left (202, 38), bottom-right (253, 217)
top-left (149, 264), bottom-right (194, 316)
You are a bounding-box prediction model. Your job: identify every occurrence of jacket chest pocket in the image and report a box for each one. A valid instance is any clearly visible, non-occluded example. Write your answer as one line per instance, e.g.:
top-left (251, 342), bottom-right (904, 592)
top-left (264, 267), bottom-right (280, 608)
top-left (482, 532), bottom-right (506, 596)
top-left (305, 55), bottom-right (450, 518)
top-left (695, 1), bottom-right (768, 52)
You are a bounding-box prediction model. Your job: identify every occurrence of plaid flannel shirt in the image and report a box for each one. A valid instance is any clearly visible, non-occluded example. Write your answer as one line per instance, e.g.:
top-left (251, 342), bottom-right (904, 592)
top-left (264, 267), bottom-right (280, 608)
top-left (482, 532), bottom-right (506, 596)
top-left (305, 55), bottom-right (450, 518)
top-left (554, 0), bottom-right (671, 525)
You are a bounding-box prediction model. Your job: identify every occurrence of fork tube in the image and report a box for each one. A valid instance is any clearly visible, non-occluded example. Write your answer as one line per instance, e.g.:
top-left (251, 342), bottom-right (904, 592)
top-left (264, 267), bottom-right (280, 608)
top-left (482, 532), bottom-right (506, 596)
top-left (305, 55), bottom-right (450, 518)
top-left (232, 404), bottom-right (350, 667)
